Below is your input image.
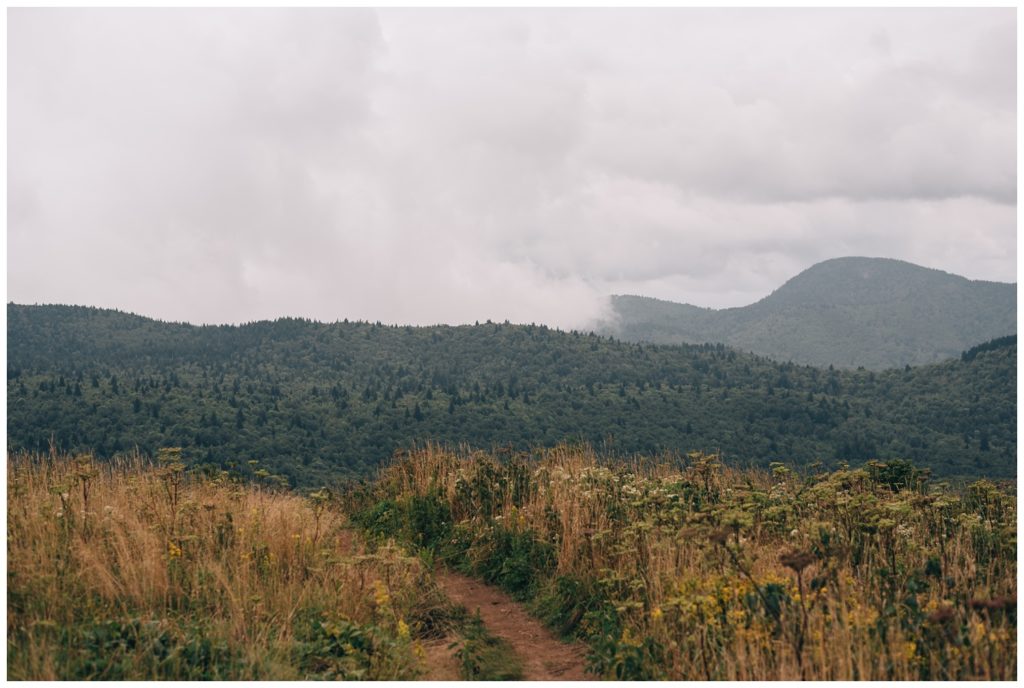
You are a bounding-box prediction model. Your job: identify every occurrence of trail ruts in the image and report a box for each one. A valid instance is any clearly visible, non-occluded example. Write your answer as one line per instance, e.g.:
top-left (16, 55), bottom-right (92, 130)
top-left (435, 571), bottom-right (591, 681)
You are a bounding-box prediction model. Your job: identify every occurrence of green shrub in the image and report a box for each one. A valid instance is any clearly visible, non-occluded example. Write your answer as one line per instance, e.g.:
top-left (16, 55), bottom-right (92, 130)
top-left (292, 609), bottom-right (418, 680)
top-left (404, 490), bottom-right (452, 550)
top-left (477, 525), bottom-right (555, 600)
top-left (53, 619), bottom-right (244, 680)
top-left (866, 459), bottom-right (927, 492)
top-left (585, 606), bottom-right (666, 680)
top-left (352, 499), bottom-right (403, 540)
top-left (532, 575), bottom-right (605, 639)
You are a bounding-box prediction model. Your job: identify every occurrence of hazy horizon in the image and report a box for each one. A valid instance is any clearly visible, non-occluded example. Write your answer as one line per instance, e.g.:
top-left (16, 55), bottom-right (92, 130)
top-left (8, 8), bottom-right (1016, 328)
top-left (7, 253), bottom-right (1019, 328)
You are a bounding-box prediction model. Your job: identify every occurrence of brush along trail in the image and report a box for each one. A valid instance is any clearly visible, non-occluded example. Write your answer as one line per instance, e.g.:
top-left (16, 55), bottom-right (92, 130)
top-left (435, 571), bottom-right (591, 681)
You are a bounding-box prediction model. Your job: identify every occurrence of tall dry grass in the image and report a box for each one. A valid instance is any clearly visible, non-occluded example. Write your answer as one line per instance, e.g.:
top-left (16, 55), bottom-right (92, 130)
top-left (373, 444), bottom-right (1017, 680)
top-left (7, 449), bottom-right (444, 680)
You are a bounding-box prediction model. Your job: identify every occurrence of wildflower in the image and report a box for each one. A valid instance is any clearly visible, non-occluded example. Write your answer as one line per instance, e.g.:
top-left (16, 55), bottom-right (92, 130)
top-left (727, 608), bottom-right (746, 625)
top-left (650, 606), bottom-right (663, 622)
top-left (167, 540), bottom-right (183, 559)
top-left (902, 641), bottom-right (917, 662)
top-left (373, 580), bottom-right (390, 607)
top-left (397, 618), bottom-right (410, 640)
top-left (989, 628), bottom-right (1010, 643)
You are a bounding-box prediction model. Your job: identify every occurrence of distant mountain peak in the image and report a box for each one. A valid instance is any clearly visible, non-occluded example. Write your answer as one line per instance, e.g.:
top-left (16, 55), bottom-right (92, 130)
top-left (600, 257), bottom-right (1016, 370)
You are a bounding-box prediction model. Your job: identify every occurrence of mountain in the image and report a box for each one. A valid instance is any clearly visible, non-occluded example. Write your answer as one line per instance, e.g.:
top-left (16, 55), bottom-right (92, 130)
top-left (7, 303), bottom-right (1015, 484)
top-left (602, 257), bottom-right (1016, 369)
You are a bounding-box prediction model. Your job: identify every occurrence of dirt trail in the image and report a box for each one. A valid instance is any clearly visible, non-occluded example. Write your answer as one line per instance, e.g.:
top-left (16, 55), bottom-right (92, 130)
top-left (435, 571), bottom-right (592, 681)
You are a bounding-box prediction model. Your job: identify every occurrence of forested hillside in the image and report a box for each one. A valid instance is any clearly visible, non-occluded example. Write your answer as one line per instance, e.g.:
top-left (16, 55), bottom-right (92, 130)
top-left (604, 257), bottom-right (1016, 369)
top-left (7, 304), bottom-right (1016, 485)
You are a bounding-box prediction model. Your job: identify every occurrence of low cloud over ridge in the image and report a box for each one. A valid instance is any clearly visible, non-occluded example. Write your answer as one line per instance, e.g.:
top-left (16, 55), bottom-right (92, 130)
top-left (8, 9), bottom-right (1016, 327)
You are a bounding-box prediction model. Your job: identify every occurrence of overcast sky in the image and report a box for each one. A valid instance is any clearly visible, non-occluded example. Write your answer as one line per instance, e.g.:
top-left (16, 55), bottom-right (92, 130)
top-left (8, 8), bottom-right (1016, 328)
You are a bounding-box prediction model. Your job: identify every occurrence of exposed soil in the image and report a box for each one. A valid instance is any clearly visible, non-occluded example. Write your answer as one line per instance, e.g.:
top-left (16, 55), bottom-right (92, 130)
top-left (434, 571), bottom-right (592, 681)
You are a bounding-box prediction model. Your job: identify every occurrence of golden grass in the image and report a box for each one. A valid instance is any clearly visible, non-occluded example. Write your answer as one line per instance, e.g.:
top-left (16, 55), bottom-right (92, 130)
top-left (7, 450), bottom-right (441, 680)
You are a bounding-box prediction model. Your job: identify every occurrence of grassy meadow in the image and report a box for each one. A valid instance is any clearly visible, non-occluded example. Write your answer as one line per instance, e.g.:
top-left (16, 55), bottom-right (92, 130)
top-left (6, 449), bottom-right (466, 680)
top-left (7, 444), bottom-right (1017, 680)
top-left (349, 444), bottom-right (1017, 680)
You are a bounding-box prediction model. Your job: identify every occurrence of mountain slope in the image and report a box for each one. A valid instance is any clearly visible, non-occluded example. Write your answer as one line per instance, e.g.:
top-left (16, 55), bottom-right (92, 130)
top-left (7, 303), bottom-right (1015, 484)
top-left (604, 257), bottom-right (1016, 369)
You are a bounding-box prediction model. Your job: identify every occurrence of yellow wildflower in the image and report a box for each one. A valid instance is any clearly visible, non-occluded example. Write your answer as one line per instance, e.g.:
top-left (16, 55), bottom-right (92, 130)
top-left (621, 627), bottom-right (641, 647)
top-left (903, 641), bottom-right (917, 662)
top-left (373, 580), bottom-right (390, 607)
top-left (988, 628), bottom-right (1009, 643)
top-left (397, 618), bottom-right (410, 640)
top-left (650, 606), bottom-right (663, 622)
top-left (167, 540), bottom-right (182, 559)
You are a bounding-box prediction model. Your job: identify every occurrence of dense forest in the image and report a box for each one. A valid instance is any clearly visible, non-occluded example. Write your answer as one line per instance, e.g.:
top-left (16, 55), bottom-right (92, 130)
top-left (603, 257), bottom-right (1016, 369)
top-left (7, 304), bottom-right (1016, 486)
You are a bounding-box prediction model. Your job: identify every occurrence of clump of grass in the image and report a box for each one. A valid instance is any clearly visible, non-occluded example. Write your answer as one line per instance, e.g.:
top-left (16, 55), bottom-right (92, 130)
top-left (357, 443), bottom-right (1017, 680)
top-left (7, 450), bottom-right (443, 680)
top-left (450, 611), bottom-right (524, 680)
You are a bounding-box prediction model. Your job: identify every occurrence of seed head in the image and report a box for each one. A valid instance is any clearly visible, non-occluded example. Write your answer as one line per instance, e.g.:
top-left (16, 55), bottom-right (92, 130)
top-left (927, 606), bottom-right (955, 624)
top-left (780, 550), bottom-right (816, 573)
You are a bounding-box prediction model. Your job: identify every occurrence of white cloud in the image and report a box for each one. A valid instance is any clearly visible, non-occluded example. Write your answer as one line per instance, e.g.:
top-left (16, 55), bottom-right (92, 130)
top-left (7, 8), bottom-right (1016, 327)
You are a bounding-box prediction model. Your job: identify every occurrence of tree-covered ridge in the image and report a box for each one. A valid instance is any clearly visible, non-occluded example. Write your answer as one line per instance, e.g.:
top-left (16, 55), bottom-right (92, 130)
top-left (603, 257), bottom-right (1016, 370)
top-left (7, 303), bottom-right (1016, 486)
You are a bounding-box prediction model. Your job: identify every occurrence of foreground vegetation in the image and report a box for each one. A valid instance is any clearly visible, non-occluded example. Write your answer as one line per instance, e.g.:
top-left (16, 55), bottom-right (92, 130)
top-left (8, 304), bottom-right (1017, 484)
top-left (9, 444), bottom-right (1016, 680)
top-left (6, 449), bottom-right (474, 680)
top-left (349, 445), bottom-right (1017, 680)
